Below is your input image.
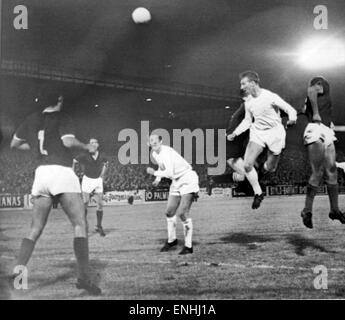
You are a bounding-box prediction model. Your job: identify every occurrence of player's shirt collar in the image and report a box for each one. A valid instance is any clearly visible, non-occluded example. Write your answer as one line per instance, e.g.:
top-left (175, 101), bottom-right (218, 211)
top-left (91, 151), bottom-right (99, 160)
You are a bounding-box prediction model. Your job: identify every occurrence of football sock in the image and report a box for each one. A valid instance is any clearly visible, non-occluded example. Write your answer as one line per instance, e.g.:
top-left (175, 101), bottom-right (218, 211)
top-left (327, 183), bottom-right (339, 211)
top-left (73, 237), bottom-right (89, 280)
top-left (167, 216), bottom-right (177, 243)
top-left (245, 168), bottom-right (262, 195)
top-left (304, 184), bottom-right (318, 212)
top-left (96, 210), bottom-right (103, 228)
top-left (84, 207), bottom-right (89, 233)
top-left (16, 238), bottom-right (35, 267)
top-left (182, 218), bottom-right (193, 248)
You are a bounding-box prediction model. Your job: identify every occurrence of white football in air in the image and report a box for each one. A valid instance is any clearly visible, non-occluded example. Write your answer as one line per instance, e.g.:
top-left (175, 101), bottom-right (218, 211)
top-left (132, 7), bottom-right (151, 24)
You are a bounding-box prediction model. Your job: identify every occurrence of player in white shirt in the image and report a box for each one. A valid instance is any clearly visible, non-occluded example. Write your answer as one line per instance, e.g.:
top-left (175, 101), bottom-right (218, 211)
top-left (228, 71), bottom-right (297, 208)
top-left (146, 134), bottom-right (199, 255)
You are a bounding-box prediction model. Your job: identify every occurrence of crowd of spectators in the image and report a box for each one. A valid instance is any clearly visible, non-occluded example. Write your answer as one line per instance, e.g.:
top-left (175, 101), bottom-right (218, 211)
top-left (0, 148), bottom-right (38, 194)
top-left (1, 145), bottom-right (345, 194)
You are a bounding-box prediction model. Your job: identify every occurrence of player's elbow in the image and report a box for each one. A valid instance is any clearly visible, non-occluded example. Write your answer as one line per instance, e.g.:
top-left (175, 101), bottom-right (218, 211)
top-left (10, 139), bottom-right (17, 149)
top-left (10, 138), bottom-right (21, 149)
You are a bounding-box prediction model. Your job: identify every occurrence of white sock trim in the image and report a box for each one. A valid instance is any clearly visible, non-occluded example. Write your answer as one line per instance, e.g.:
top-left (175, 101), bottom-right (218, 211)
top-left (245, 168), bottom-right (262, 195)
top-left (167, 216), bottom-right (177, 243)
top-left (182, 218), bottom-right (193, 248)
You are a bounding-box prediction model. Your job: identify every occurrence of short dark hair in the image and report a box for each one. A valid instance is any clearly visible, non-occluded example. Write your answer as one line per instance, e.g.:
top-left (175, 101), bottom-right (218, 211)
top-left (310, 76), bottom-right (330, 95)
top-left (239, 71), bottom-right (260, 84)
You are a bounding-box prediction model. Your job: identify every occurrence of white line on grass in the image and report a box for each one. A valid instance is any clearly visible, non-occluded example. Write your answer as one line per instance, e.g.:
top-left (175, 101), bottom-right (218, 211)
top-left (2, 254), bottom-right (344, 273)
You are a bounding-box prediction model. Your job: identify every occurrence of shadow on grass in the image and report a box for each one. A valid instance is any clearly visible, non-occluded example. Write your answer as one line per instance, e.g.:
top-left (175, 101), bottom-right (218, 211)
top-left (219, 232), bottom-right (274, 249)
top-left (0, 263), bottom-right (12, 300)
top-left (286, 234), bottom-right (331, 256)
top-left (31, 258), bottom-right (107, 295)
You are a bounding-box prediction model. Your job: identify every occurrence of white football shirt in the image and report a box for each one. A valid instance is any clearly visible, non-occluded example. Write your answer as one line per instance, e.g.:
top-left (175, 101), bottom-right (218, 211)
top-left (233, 88), bottom-right (297, 136)
top-left (152, 145), bottom-right (192, 180)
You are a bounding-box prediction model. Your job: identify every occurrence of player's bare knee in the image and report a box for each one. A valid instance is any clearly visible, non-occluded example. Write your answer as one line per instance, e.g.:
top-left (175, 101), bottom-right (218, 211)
top-left (228, 158), bottom-right (235, 167)
top-left (312, 169), bottom-right (323, 181)
top-left (329, 165), bottom-right (337, 174)
top-left (266, 164), bottom-right (277, 173)
top-left (310, 172), bottom-right (323, 185)
top-left (29, 227), bottom-right (44, 241)
top-left (244, 163), bottom-right (253, 173)
top-left (325, 169), bottom-right (337, 184)
top-left (74, 225), bottom-right (87, 238)
top-left (176, 206), bottom-right (190, 222)
top-left (165, 209), bottom-right (176, 218)
top-left (177, 211), bottom-right (188, 222)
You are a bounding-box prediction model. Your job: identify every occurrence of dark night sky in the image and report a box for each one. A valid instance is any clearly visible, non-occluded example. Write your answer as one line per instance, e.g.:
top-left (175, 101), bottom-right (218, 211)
top-left (1, 0), bottom-right (345, 151)
top-left (2, 0), bottom-right (345, 90)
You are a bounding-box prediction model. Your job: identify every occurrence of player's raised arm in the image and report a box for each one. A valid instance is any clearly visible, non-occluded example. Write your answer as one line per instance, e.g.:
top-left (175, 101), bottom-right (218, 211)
top-left (333, 125), bottom-right (345, 132)
top-left (10, 134), bottom-right (31, 150)
top-left (59, 115), bottom-right (96, 152)
top-left (307, 86), bottom-right (321, 123)
top-left (10, 115), bottom-right (33, 151)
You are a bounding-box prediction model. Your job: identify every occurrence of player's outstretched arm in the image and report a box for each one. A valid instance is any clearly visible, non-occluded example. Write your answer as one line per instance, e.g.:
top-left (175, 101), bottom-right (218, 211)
top-left (230, 104), bottom-right (252, 140)
top-left (61, 136), bottom-right (95, 153)
top-left (333, 125), bottom-right (345, 132)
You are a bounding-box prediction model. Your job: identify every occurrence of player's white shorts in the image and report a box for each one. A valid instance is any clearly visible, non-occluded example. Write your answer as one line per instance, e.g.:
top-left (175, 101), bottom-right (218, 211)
top-left (303, 123), bottom-right (336, 146)
top-left (31, 165), bottom-right (81, 197)
top-left (81, 175), bottom-right (103, 194)
top-left (170, 170), bottom-right (199, 196)
top-left (249, 124), bottom-right (286, 155)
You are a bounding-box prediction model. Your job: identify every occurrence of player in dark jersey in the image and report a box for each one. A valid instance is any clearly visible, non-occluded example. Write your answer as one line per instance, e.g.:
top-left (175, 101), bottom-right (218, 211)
top-left (208, 91), bottom-right (264, 209)
top-left (300, 77), bottom-right (345, 228)
top-left (73, 138), bottom-right (108, 236)
top-left (10, 94), bottom-right (101, 295)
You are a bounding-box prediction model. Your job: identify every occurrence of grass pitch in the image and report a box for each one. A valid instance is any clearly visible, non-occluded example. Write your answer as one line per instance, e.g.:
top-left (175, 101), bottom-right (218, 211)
top-left (1, 195), bottom-right (345, 299)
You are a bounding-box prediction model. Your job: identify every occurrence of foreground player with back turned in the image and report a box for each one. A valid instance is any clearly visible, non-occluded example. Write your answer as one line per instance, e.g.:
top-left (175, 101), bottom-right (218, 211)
top-left (73, 138), bottom-right (108, 237)
top-left (300, 77), bottom-right (345, 228)
top-left (228, 71), bottom-right (297, 209)
top-left (146, 135), bottom-right (199, 255)
top-left (10, 94), bottom-right (101, 295)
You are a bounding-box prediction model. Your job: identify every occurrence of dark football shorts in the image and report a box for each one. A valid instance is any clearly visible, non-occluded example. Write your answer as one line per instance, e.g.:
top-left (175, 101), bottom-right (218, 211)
top-left (226, 131), bottom-right (249, 160)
